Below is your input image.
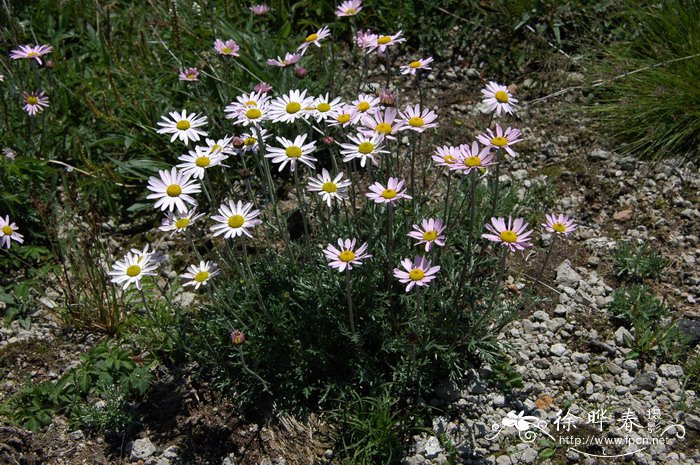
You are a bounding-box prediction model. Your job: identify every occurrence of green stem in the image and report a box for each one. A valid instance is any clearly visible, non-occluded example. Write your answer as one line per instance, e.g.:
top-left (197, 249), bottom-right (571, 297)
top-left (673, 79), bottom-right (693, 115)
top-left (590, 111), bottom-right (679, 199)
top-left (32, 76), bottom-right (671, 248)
top-left (346, 270), bottom-right (355, 334)
top-left (238, 346), bottom-right (270, 392)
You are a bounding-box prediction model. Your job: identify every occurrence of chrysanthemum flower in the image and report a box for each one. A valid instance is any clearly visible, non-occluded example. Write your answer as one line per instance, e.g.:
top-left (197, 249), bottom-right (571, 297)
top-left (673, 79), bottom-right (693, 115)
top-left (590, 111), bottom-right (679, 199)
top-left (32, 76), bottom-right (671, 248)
top-left (177, 146), bottom-right (226, 179)
top-left (265, 134), bottom-right (317, 172)
top-left (108, 250), bottom-right (158, 290)
top-left (365, 31), bottom-right (405, 54)
top-left (481, 81), bottom-right (519, 116)
top-left (477, 124), bottom-right (522, 157)
top-left (407, 219), bottom-right (446, 252)
top-left (254, 82), bottom-right (273, 93)
top-left (336, 0), bottom-right (363, 17)
top-left (355, 30), bottom-right (378, 49)
top-left (214, 39), bottom-right (240, 56)
top-left (366, 177), bottom-right (412, 204)
top-left (22, 91), bottom-right (49, 116)
top-left (328, 104), bottom-right (358, 128)
top-left (0, 216), bottom-right (23, 249)
top-left (432, 145), bottom-right (461, 169)
top-left (308, 93), bottom-right (343, 122)
top-left (159, 207), bottom-right (204, 236)
top-left (542, 214), bottom-right (577, 237)
top-left (229, 91), bottom-right (270, 112)
top-left (181, 261), bottom-right (219, 289)
top-left (249, 4), bottom-right (270, 15)
top-left (308, 169), bottom-right (351, 207)
top-left (393, 256), bottom-right (440, 292)
top-left (482, 217), bottom-right (533, 252)
top-left (156, 109), bottom-right (208, 145)
top-left (10, 44), bottom-right (53, 64)
top-left (323, 238), bottom-right (371, 272)
top-left (266, 52), bottom-right (302, 67)
top-left (179, 67), bottom-right (199, 81)
top-left (351, 93), bottom-right (380, 121)
top-left (360, 108), bottom-right (405, 140)
top-left (225, 91), bottom-right (271, 126)
top-left (268, 89), bottom-right (314, 123)
top-left (239, 129), bottom-right (270, 153)
top-left (210, 200), bottom-right (262, 239)
top-left (3, 148), bottom-right (16, 160)
top-left (399, 104), bottom-right (438, 133)
top-left (146, 167), bottom-right (201, 212)
top-left (340, 133), bottom-right (388, 167)
top-left (298, 26), bottom-right (331, 53)
top-left (450, 142), bottom-right (494, 174)
top-left (400, 57), bottom-right (433, 75)
top-left (201, 136), bottom-right (235, 156)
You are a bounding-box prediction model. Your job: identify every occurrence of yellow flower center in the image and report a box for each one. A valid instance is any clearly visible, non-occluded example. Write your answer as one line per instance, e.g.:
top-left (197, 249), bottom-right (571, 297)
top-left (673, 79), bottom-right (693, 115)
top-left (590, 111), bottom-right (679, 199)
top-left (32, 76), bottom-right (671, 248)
top-left (210, 144), bottom-right (223, 153)
top-left (244, 137), bottom-right (257, 146)
top-left (27, 96), bottom-right (39, 105)
top-left (409, 61), bottom-right (422, 69)
top-left (175, 218), bottom-right (190, 229)
top-left (228, 214), bottom-right (245, 228)
top-left (166, 184), bottom-right (182, 197)
top-left (285, 146), bottom-right (302, 158)
top-left (126, 265), bottom-right (141, 277)
top-left (306, 33), bottom-right (319, 42)
top-left (321, 182), bottom-right (337, 193)
top-left (464, 156), bottom-right (481, 167)
top-left (245, 108), bottom-right (262, 119)
top-left (194, 271), bottom-right (210, 282)
top-left (305, 106), bottom-right (317, 111)
top-left (339, 250), bottom-right (355, 262)
top-left (27, 51), bottom-right (39, 57)
top-left (375, 123), bottom-right (392, 134)
top-left (346, 8), bottom-right (356, 14)
top-left (176, 120), bottom-right (191, 130)
top-left (337, 114), bottom-right (351, 124)
top-left (246, 100), bottom-right (257, 106)
top-left (2, 226), bottom-right (13, 235)
top-left (377, 36), bottom-right (392, 45)
top-left (408, 116), bottom-right (424, 127)
top-left (222, 47), bottom-right (232, 54)
top-left (422, 230), bottom-right (438, 241)
top-left (409, 268), bottom-right (425, 281)
top-left (317, 103), bottom-right (331, 112)
top-left (381, 189), bottom-right (397, 199)
top-left (553, 222), bottom-right (567, 233)
top-left (286, 102), bottom-right (301, 113)
top-left (357, 101), bottom-right (370, 111)
top-left (499, 230), bottom-right (518, 243)
top-left (495, 90), bottom-right (509, 103)
top-left (491, 136), bottom-right (508, 147)
top-left (195, 156), bottom-right (210, 167)
top-left (358, 142), bottom-right (375, 154)
top-left (444, 155), bottom-right (456, 164)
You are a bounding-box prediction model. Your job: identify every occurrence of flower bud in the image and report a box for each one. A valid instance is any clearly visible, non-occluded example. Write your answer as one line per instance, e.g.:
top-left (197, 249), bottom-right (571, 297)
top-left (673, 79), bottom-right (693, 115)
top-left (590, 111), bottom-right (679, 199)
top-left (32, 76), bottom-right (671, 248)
top-left (294, 65), bottom-right (307, 78)
top-left (323, 136), bottom-right (334, 145)
top-left (378, 88), bottom-right (396, 106)
top-left (230, 330), bottom-right (246, 345)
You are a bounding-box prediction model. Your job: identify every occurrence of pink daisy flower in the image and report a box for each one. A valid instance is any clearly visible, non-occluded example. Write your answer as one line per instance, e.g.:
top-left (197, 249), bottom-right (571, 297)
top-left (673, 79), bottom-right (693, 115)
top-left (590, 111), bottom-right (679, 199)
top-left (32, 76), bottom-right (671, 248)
top-left (450, 142), bottom-right (494, 174)
top-left (22, 91), bottom-right (49, 116)
top-left (399, 104), bottom-right (438, 133)
top-left (365, 31), bottom-right (405, 54)
top-left (481, 81), bottom-right (519, 116)
top-left (324, 238), bottom-right (371, 272)
top-left (477, 124), bottom-right (523, 158)
top-left (10, 44), bottom-right (53, 65)
top-left (360, 107), bottom-right (405, 140)
top-left (482, 217), bottom-right (533, 252)
top-left (249, 4), bottom-right (270, 15)
top-left (366, 177), bottom-right (412, 204)
top-left (336, 0), bottom-right (363, 17)
top-left (298, 26), bottom-right (331, 53)
top-left (214, 39), bottom-right (240, 56)
top-left (400, 57), bottom-right (433, 75)
top-left (542, 214), bottom-right (577, 237)
top-left (355, 30), bottom-right (378, 49)
top-left (254, 82), bottom-right (273, 93)
top-left (393, 256), bottom-right (440, 292)
top-left (179, 67), bottom-right (199, 81)
top-left (407, 219), bottom-right (446, 252)
top-left (432, 145), bottom-right (461, 169)
top-left (266, 52), bottom-right (301, 67)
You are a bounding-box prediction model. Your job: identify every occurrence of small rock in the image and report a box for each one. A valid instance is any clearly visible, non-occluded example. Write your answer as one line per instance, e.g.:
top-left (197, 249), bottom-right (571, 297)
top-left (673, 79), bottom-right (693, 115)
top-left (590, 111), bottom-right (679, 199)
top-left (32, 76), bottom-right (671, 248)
top-left (677, 319), bottom-right (700, 346)
top-left (423, 436), bottom-right (443, 459)
top-left (615, 327), bottom-right (633, 346)
top-left (613, 210), bottom-right (633, 221)
top-left (521, 447), bottom-right (538, 464)
top-left (496, 454), bottom-right (512, 465)
top-left (550, 343), bottom-right (566, 356)
top-left (69, 430), bottom-right (84, 441)
top-left (632, 372), bottom-right (658, 391)
top-left (556, 261), bottom-right (582, 287)
top-left (659, 364), bottom-right (683, 378)
top-left (129, 438), bottom-right (156, 461)
top-left (685, 414), bottom-right (700, 431)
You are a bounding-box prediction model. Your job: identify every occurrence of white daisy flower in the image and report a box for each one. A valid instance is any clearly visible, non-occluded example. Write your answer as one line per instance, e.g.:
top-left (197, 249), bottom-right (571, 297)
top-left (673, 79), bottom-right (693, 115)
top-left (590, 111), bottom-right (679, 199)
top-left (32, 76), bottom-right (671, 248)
top-left (268, 89), bottom-right (314, 123)
top-left (310, 93), bottom-right (343, 122)
top-left (400, 57), bottom-right (434, 75)
top-left (156, 109), bottom-right (208, 145)
top-left (308, 169), bottom-right (351, 206)
top-left (360, 108), bottom-right (404, 140)
top-left (0, 215), bottom-right (24, 249)
top-left (264, 134), bottom-right (317, 172)
top-left (365, 31), bottom-right (405, 54)
top-left (298, 26), bottom-right (331, 54)
top-left (159, 208), bottom-right (205, 236)
top-left (146, 167), bottom-right (201, 212)
top-left (201, 136), bottom-right (236, 156)
top-left (181, 261), bottom-right (220, 289)
top-left (240, 128), bottom-right (271, 153)
top-left (224, 91), bottom-right (270, 117)
top-left (328, 104), bottom-right (358, 128)
top-left (108, 250), bottom-right (158, 290)
top-left (210, 200), bottom-right (262, 239)
top-left (339, 133), bottom-right (388, 167)
top-left (351, 93), bottom-right (381, 123)
top-left (176, 146), bottom-right (226, 179)
top-left (399, 104), bottom-right (438, 133)
top-left (481, 81), bottom-right (519, 116)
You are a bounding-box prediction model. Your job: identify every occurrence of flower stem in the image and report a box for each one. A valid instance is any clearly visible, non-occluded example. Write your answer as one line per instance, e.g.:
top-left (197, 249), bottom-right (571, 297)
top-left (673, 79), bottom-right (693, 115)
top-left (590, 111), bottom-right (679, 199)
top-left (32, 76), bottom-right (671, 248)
top-left (346, 270), bottom-right (355, 334)
top-left (535, 234), bottom-right (557, 285)
top-left (474, 248), bottom-right (507, 330)
top-left (238, 346), bottom-right (270, 392)
top-left (293, 167), bottom-right (311, 249)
